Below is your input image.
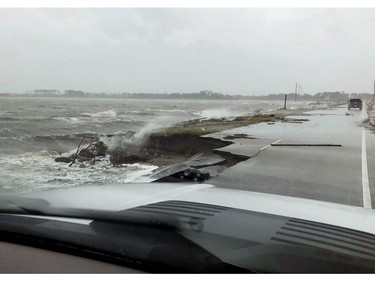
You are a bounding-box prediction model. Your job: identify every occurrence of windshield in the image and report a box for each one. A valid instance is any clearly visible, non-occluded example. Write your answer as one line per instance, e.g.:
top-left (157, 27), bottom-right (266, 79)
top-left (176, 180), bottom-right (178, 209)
top-left (1, 6), bottom-right (375, 273)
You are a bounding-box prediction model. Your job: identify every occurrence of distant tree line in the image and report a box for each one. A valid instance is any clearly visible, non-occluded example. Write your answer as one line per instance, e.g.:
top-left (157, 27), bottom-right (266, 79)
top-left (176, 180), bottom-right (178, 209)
top-left (0, 89), bottom-right (373, 101)
top-left (248, 92), bottom-right (372, 101)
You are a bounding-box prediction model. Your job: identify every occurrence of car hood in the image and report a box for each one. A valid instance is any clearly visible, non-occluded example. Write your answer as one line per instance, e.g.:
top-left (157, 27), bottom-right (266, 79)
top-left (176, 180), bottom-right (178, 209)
top-left (5, 182), bottom-right (375, 235)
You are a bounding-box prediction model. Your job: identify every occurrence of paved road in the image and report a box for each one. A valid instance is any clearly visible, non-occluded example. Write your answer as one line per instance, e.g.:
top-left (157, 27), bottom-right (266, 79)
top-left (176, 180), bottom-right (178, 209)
top-left (208, 105), bottom-right (375, 208)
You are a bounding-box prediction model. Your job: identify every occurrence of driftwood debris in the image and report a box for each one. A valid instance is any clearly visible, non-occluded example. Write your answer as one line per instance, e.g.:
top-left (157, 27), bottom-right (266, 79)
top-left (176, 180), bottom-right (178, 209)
top-left (69, 134), bottom-right (86, 167)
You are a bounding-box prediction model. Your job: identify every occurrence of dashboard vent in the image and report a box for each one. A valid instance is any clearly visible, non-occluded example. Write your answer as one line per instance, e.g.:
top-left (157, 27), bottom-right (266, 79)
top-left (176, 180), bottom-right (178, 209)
top-left (271, 218), bottom-right (375, 259)
top-left (128, 200), bottom-right (229, 221)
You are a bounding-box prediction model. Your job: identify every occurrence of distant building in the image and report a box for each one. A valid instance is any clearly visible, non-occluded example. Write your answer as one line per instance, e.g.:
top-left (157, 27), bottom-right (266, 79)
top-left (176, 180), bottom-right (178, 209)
top-left (64, 90), bottom-right (86, 97)
top-left (33, 89), bottom-right (61, 95)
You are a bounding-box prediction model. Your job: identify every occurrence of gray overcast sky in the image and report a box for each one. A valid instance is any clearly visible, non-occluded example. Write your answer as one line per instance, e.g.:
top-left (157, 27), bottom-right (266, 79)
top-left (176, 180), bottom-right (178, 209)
top-left (1, 8), bottom-right (375, 95)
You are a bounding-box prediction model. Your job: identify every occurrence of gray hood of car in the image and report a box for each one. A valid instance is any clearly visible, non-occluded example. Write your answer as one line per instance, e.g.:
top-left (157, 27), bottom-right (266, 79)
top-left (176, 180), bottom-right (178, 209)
top-left (5, 182), bottom-right (375, 235)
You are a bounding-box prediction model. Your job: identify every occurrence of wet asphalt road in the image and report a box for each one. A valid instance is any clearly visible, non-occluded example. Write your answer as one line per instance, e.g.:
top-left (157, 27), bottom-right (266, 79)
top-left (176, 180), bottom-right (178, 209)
top-left (208, 105), bottom-right (375, 208)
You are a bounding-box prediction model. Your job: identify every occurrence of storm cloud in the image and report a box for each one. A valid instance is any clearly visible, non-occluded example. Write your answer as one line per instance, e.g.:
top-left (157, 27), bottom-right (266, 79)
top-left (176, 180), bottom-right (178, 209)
top-left (1, 8), bottom-right (375, 94)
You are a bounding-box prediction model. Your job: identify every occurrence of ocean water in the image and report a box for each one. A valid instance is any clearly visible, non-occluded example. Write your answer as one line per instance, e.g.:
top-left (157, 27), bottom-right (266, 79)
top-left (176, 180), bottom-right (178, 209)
top-left (0, 96), bottom-right (298, 194)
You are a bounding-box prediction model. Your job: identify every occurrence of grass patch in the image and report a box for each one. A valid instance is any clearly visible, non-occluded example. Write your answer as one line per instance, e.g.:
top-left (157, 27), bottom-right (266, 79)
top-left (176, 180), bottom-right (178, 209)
top-left (150, 114), bottom-right (284, 137)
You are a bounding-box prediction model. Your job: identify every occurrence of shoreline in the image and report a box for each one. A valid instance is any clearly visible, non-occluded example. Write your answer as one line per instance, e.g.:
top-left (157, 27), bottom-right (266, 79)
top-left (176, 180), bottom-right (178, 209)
top-left (59, 103), bottom-right (339, 181)
top-left (134, 103), bottom-right (344, 175)
top-left (120, 114), bottom-right (286, 170)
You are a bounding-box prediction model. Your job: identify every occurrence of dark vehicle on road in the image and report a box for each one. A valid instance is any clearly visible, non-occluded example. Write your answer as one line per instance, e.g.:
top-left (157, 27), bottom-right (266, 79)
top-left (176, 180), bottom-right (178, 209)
top-left (348, 99), bottom-right (363, 110)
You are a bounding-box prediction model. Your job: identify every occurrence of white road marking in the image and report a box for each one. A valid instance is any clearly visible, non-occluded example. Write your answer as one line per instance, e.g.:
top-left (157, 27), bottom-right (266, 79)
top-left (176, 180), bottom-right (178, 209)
top-left (362, 108), bottom-right (372, 209)
top-left (251, 139), bottom-right (283, 158)
top-left (260, 138), bottom-right (283, 151)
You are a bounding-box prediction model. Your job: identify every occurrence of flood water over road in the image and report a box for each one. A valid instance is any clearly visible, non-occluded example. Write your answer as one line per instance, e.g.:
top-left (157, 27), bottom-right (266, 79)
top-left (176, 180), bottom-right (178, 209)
top-left (210, 106), bottom-right (375, 208)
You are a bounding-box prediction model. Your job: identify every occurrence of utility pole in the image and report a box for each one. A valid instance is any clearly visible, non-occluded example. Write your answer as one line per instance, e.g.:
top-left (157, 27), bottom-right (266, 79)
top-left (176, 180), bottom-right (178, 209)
top-left (373, 80), bottom-right (375, 106)
top-left (301, 86), bottom-right (303, 96)
top-left (295, 83), bottom-right (297, 102)
top-left (284, 94), bottom-right (287, 110)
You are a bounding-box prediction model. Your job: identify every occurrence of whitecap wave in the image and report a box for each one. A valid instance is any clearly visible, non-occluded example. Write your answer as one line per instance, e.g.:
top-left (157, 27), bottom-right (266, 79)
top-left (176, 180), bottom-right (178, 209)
top-left (0, 152), bottom-right (158, 193)
top-left (158, 109), bottom-right (186, 113)
top-left (52, 117), bottom-right (82, 124)
top-left (196, 108), bottom-right (244, 119)
top-left (0, 128), bottom-right (17, 137)
top-left (81, 110), bottom-right (117, 118)
top-left (131, 117), bottom-right (171, 142)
